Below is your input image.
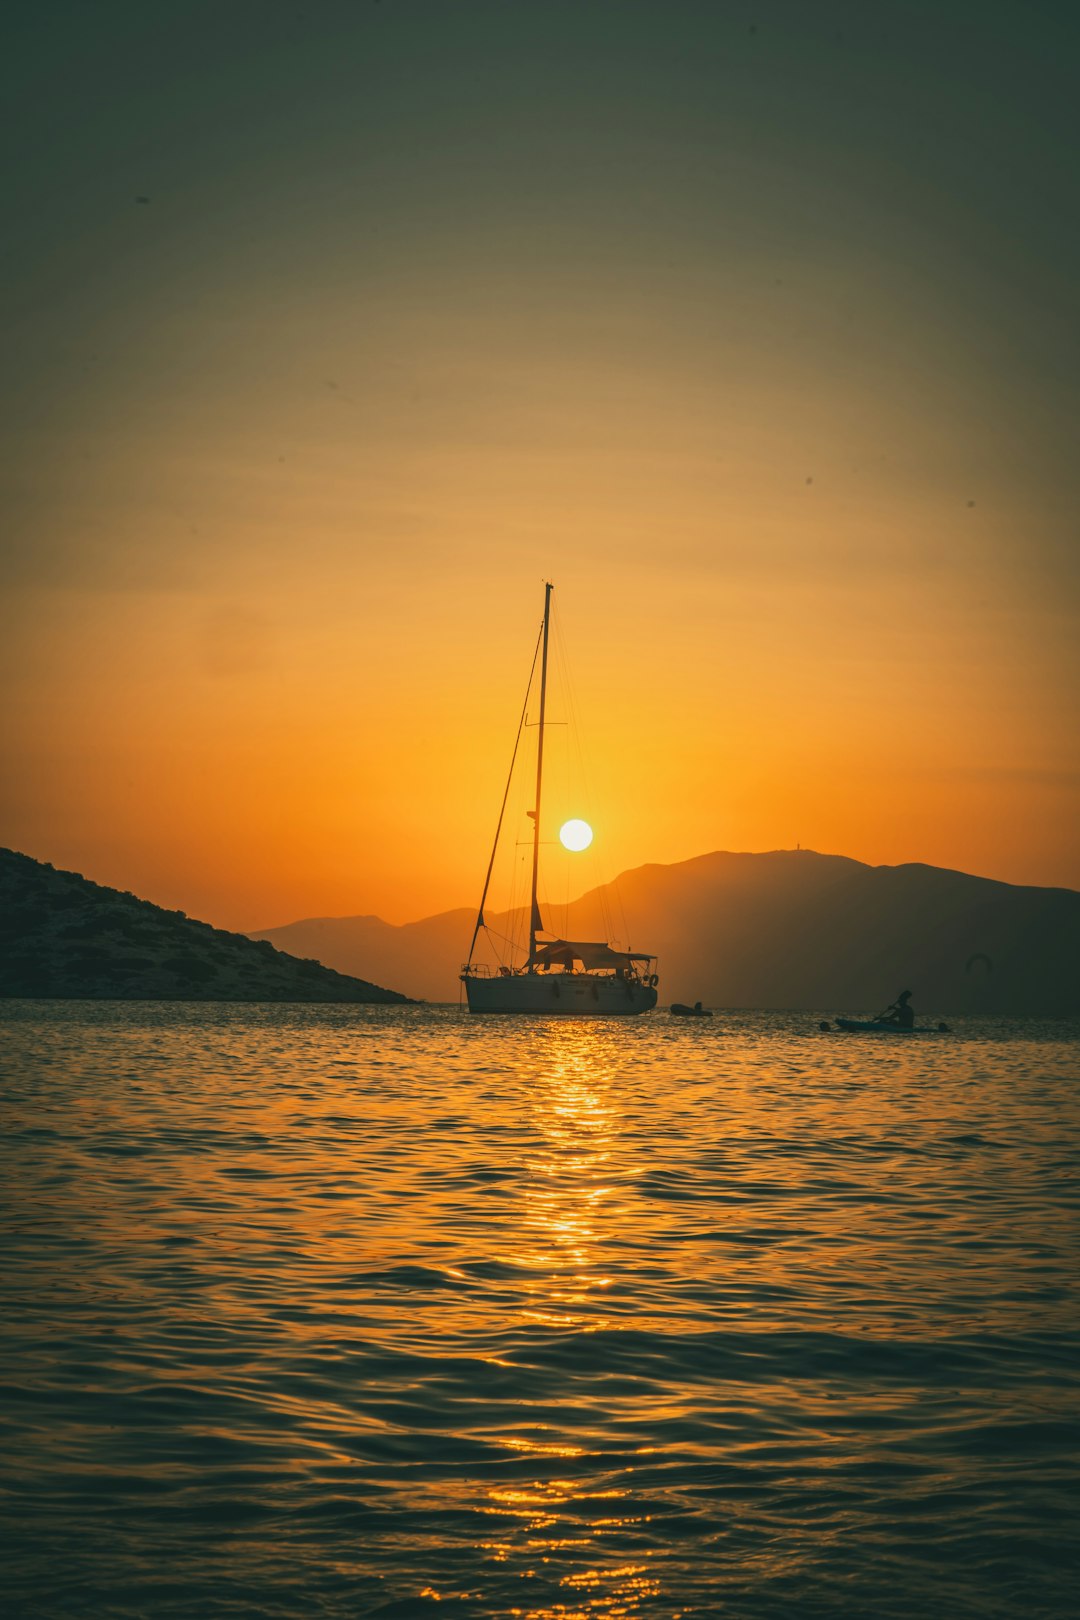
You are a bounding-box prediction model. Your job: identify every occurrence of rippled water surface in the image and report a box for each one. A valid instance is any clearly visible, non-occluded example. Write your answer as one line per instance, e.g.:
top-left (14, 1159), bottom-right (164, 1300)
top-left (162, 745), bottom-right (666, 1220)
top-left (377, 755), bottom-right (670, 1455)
top-left (2, 1003), bottom-right (1078, 1618)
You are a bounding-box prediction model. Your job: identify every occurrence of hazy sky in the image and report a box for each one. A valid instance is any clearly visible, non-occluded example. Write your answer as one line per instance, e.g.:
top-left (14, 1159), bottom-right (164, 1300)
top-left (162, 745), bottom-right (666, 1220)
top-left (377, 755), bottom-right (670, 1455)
top-left (3, 1), bottom-right (1078, 928)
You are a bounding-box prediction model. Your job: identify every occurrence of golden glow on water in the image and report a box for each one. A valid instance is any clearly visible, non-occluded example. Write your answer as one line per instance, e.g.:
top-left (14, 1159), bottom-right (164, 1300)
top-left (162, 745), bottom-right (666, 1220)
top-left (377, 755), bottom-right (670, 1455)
top-left (501, 1438), bottom-right (587, 1459)
top-left (464, 1023), bottom-right (676, 1614)
top-left (3, 1004), bottom-right (1078, 1618)
top-left (510, 1025), bottom-right (627, 1334)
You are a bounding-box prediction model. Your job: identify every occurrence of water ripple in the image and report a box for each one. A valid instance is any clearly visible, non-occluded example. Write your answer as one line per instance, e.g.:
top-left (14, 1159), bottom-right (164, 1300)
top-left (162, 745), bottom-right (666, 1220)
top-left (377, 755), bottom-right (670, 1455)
top-left (1, 1002), bottom-right (1078, 1617)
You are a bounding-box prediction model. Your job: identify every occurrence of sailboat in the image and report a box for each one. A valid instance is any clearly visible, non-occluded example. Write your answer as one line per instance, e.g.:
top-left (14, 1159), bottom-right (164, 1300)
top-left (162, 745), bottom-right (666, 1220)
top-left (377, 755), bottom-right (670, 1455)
top-left (460, 584), bottom-right (659, 1015)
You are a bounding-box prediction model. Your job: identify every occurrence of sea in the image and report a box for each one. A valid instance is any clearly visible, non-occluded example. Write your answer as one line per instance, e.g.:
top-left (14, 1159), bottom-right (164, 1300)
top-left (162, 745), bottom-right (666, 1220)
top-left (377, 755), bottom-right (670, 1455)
top-left (1, 1002), bottom-right (1078, 1619)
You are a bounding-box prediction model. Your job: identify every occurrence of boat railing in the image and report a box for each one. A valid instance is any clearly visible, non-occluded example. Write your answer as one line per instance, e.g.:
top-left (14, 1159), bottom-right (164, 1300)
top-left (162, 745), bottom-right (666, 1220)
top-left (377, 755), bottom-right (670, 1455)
top-left (462, 961), bottom-right (659, 983)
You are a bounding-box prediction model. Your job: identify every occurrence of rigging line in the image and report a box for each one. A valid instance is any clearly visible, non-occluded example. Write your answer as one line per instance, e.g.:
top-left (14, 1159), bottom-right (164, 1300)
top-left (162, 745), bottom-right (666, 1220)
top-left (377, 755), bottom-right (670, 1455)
top-left (553, 628), bottom-right (579, 946)
top-left (528, 583), bottom-right (553, 964)
top-left (511, 857), bottom-right (528, 960)
top-left (502, 772), bottom-right (528, 962)
top-left (569, 620), bottom-right (630, 949)
top-left (552, 614), bottom-right (586, 939)
top-left (500, 868), bottom-right (530, 969)
top-left (483, 921), bottom-right (525, 953)
top-left (509, 765), bottom-right (533, 961)
top-left (555, 610), bottom-right (616, 946)
top-left (466, 619), bottom-right (543, 968)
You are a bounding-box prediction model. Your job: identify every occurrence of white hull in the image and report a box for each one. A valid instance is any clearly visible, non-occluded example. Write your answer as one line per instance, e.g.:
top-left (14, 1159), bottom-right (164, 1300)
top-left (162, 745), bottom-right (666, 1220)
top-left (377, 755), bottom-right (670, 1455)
top-left (463, 973), bottom-right (657, 1016)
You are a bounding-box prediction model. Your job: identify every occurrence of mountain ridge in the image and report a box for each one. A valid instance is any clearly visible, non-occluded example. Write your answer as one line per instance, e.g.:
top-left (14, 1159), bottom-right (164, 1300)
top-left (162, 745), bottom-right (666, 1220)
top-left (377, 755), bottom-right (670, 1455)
top-left (251, 848), bottom-right (1080, 1012)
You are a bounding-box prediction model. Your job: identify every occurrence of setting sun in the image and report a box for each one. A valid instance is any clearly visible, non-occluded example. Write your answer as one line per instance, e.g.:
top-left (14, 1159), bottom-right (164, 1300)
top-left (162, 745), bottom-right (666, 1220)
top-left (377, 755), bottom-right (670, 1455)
top-left (560, 820), bottom-right (594, 853)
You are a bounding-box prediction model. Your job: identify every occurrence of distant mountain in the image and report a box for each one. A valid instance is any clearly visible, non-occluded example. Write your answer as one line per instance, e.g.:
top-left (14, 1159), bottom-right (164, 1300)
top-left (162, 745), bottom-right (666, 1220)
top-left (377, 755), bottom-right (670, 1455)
top-left (252, 850), bottom-right (1080, 1014)
top-left (0, 849), bottom-right (410, 1003)
top-left (250, 906), bottom-right (476, 1006)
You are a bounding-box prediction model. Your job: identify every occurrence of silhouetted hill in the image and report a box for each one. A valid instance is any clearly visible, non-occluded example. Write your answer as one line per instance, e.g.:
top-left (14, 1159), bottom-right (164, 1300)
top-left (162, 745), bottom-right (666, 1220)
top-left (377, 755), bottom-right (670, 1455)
top-left (0, 849), bottom-right (410, 1003)
top-left (250, 907), bottom-right (476, 1005)
top-left (252, 850), bottom-right (1080, 1013)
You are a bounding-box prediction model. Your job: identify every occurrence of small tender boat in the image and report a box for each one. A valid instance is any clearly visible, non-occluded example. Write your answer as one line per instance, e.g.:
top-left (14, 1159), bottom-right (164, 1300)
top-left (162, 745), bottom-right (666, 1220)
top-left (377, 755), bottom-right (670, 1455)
top-left (835, 1017), bottom-right (916, 1033)
top-left (460, 584), bottom-right (658, 1016)
top-left (671, 1002), bottom-right (711, 1018)
top-left (830, 1017), bottom-right (949, 1034)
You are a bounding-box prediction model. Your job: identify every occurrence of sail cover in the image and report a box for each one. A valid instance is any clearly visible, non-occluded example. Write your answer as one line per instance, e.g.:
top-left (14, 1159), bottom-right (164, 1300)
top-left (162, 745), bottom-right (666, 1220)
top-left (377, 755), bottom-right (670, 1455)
top-left (527, 939), bottom-right (652, 970)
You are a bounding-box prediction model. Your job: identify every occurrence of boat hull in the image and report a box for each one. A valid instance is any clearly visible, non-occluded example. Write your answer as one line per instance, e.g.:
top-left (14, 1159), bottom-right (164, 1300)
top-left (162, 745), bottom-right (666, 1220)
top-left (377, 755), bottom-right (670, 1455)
top-left (835, 1018), bottom-right (920, 1033)
top-left (463, 973), bottom-right (657, 1016)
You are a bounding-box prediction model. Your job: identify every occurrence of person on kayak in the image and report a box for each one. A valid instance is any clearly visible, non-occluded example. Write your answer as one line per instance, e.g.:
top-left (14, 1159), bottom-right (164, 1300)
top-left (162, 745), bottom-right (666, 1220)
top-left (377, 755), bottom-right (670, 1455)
top-left (883, 990), bottom-right (915, 1028)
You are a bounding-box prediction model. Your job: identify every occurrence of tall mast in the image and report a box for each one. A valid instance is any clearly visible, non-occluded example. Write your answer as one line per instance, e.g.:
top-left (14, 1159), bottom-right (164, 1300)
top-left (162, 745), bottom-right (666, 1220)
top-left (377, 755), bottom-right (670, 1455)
top-left (528, 581), bottom-right (552, 966)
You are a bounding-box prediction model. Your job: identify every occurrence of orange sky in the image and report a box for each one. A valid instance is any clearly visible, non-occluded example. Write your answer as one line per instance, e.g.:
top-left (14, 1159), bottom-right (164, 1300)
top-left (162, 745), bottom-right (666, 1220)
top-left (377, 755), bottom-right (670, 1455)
top-left (2, 4), bottom-right (1077, 929)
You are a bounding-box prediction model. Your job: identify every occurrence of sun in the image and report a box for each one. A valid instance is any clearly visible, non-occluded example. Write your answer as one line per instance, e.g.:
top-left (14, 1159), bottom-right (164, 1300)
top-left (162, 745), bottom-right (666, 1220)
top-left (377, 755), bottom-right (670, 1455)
top-left (559, 819), bottom-right (593, 852)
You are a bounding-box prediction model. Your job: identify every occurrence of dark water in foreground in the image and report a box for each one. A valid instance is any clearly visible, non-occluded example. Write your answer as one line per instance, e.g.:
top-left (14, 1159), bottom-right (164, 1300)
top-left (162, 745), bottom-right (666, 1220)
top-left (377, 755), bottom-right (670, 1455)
top-left (1, 1003), bottom-right (1078, 1619)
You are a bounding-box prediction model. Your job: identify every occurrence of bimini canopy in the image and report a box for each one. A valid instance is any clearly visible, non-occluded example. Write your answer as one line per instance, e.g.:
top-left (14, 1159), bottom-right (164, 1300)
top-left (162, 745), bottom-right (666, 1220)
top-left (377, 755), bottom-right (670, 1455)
top-left (528, 939), bottom-right (652, 971)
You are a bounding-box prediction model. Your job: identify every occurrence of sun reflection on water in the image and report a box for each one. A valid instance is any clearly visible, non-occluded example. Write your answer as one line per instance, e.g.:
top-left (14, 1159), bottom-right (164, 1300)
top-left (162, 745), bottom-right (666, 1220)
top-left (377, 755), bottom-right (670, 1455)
top-left (477, 1023), bottom-right (665, 1615)
top-left (508, 1023), bottom-right (628, 1327)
